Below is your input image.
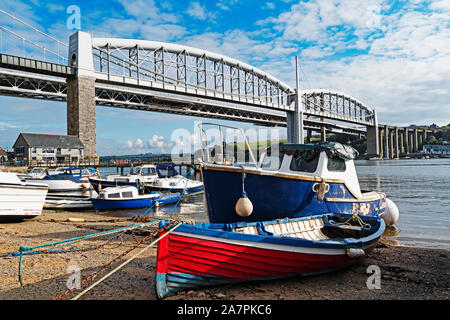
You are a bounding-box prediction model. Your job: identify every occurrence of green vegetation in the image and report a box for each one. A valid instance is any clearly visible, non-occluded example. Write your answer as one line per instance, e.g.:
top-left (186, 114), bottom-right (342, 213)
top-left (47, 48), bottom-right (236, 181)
top-left (425, 125), bottom-right (450, 145)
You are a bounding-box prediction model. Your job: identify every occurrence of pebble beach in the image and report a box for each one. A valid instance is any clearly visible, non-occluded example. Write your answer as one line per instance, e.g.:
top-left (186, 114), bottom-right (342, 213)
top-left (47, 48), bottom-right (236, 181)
top-left (0, 210), bottom-right (448, 301)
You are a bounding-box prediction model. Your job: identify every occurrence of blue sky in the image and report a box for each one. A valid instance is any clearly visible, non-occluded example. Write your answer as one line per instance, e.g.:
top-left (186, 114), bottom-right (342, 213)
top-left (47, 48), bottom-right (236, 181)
top-left (0, 0), bottom-right (449, 155)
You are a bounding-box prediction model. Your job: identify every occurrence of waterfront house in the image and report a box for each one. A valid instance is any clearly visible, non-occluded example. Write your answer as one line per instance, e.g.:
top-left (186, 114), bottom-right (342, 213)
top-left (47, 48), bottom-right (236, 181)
top-left (13, 133), bottom-right (85, 165)
top-left (0, 147), bottom-right (7, 163)
top-left (423, 144), bottom-right (450, 155)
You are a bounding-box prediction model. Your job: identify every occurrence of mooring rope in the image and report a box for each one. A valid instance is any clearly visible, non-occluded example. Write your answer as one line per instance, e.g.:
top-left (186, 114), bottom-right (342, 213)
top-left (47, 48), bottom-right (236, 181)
top-left (3, 167), bottom-right (195, 288)
top-left (68, 222), bottom-right (182, 301)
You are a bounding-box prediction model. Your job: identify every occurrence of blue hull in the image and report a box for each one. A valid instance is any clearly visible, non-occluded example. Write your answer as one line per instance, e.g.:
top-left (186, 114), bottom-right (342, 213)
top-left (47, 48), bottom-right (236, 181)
top-left (89, 178), bottom-right (141, 193)
top-left (91, 194), bottom-right (181, 210)
top-left (201, 166), bottom-right (386, 223)
top-left (145, 184), bottom-right (204, 196)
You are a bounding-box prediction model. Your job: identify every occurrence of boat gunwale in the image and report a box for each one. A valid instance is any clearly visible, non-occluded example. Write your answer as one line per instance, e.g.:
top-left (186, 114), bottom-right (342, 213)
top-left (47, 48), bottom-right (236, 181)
top-left (201, 163), bottom-right (385, 202)
top-left (0, 182), bottom-right (49, 190)
top-left (158, 213), bottom-right (385, 251)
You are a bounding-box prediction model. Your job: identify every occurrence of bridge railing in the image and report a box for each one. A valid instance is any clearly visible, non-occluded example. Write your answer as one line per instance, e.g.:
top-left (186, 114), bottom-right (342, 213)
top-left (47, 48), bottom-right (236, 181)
top-left (90, 39), bottom-right (294, 111)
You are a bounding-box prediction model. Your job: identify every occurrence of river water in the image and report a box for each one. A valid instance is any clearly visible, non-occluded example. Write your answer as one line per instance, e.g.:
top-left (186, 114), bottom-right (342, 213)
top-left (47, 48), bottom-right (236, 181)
top-left (98, 158), bottom-right (450, 250)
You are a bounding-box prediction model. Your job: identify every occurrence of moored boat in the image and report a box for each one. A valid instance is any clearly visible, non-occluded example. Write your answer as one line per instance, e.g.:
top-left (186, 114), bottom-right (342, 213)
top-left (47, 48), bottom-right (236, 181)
top-left (147, 164), bottom-right (204, 196)
top-left (88, 177), bottom-right (141, 194)
top-left (44, 194), bottom-right (93, 209)
top-left (91, 186), bottom-right (181, 210)
top-left (155, 212), bottom-right (386, 298)
top-left (25, 167), bottom-right (91, 192)
top-left (0, 171), bottom-right (48, 220)
top-left (198, 123), bottom-right (399, 226)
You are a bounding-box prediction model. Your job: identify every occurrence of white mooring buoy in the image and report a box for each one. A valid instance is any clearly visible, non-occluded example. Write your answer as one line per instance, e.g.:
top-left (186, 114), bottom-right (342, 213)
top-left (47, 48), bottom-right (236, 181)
top-left (382, 198), bottom-right (400, 226)
top-left (235, 191), bottom-right (253, 217)
top-left (235, 169), bottom-right (253, 217)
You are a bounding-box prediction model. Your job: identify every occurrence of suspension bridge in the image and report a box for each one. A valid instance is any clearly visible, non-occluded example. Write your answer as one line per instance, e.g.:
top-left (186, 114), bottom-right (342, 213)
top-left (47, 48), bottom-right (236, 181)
top-left (0, 9), bottom-right (434, 159)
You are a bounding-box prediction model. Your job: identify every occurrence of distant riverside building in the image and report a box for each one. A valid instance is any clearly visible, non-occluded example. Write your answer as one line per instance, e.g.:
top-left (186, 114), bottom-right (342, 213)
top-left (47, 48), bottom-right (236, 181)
top-left (13, 133), bottom-right (85, 165)
top-left (0, 147), bottom-right (7, 163)
top-left (423, 144), bottom-right (450, 155)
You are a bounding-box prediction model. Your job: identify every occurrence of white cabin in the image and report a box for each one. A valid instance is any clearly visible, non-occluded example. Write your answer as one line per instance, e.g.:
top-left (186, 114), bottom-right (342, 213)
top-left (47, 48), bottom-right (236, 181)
top-left (105, 164), bottom-right (157, 184)
top-left (98, 186), bottom-right (140, 199)
top-left (258, 146), bottom-right (363, 199)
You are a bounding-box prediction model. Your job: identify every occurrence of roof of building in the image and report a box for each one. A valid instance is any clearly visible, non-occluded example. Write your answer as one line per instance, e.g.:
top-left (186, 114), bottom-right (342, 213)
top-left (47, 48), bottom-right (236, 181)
top-left (14, 133), bottom-right (84, 149)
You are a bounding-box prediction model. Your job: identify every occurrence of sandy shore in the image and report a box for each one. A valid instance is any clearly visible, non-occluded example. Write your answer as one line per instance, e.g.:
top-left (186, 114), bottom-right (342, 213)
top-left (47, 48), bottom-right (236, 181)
top-left (0, 210), bottom-right (448, 301)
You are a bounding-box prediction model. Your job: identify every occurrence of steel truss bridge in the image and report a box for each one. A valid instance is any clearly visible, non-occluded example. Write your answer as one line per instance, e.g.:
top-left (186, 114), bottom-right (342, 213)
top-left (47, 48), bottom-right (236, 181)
top-left (0, 49), bottom-right (371, 135)
top-left (0, 9), bottom-right (395, 157)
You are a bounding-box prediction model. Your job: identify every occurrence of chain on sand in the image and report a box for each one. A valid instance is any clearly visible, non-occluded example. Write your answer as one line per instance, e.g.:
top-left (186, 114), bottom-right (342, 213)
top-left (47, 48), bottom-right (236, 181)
top-left (55, 219), bottom-right (179, 300)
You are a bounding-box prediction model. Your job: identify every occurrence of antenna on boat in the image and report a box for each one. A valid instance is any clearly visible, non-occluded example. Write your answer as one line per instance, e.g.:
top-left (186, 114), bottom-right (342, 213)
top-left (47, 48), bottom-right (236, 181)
top-left (295, 56), bottom-right (305, 144)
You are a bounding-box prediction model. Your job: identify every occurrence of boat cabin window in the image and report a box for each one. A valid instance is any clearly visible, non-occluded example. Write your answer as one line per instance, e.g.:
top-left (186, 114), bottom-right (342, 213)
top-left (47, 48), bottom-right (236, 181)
top-left (327, 157), bottom-right (346, 172)
top-left (158, 167), bottom-right (177, 177)
top-left (108, 192), bottom-right (121, 199)
top-left (261, 149), bottom-right (283, 170)
top-left (141, 167), bottom-right (156, 176)
top-left (121, 191), bottom-right (133, 198)
top-left (289, 154), bottom-right (319, 173)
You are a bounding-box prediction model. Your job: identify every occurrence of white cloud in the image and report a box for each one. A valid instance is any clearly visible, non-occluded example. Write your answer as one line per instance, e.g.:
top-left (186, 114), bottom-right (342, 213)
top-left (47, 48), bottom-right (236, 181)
top-left (186, 2), bottom-right (216, 22)
top-left (148, 135), bottom-right (165, 148)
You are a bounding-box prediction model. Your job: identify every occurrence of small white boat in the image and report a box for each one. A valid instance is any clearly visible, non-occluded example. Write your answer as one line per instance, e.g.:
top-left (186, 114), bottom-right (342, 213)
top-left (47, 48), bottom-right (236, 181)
top-left (91, 186), bottom-right (181, 210)
top-left (147, 164), bottom-right (204, 196)
top-left (27, 167), bottom-right (49, 179)
top-left (0, 171), bottom-right (48, 219)
top-left (105, 164), bottom-right (158, 184)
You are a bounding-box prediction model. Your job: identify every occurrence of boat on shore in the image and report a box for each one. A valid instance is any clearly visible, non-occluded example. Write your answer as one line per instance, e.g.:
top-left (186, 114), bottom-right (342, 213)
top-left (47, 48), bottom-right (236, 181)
top-left (91, 186), bottom-right (181, 210)
top-left (25, 167), bottom-right (91, 192)
top-left (0, 171), bottom-right (48, 220)
top-left (155, 212), bottom-right (386, 298)
top-left (44, 194), bottom-right (93, 210)
top-left (146, 164), bottom-right (204, 196)
top-left (89, 177), bottom-right (141, 194)
top-left (198, 123), bottom-right (399, 226)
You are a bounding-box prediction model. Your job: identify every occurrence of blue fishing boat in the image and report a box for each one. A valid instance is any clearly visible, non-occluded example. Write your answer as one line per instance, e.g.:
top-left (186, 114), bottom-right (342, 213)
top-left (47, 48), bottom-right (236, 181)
top-left (91, 186), bottom-right (181, 210)
top-left (198, 123), bottom-right (399, 226)
top-left (155, 212), bottom-right (386, 298)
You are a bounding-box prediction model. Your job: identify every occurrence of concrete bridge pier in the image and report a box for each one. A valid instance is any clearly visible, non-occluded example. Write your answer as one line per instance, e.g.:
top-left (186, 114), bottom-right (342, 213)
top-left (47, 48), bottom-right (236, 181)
top-left (67, 31), bottom-right (97, 156)
top-left (366, 110), bottom-right (379, 157)
top-left (404, 128), bottom-right (410, 154)
top-left (383, 125), bottom-right (390, 159)
top-left (413, 128), bottom-right (419, 152)
top-left (394, 127), bottom-right (399, 158)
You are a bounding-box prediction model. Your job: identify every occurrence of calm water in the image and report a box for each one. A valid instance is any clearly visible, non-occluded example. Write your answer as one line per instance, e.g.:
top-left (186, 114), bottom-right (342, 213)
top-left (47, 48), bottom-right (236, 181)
top-left (97, 159), bottom-right (450, 250)
top-left (355, 158), bottom-right (450, 250)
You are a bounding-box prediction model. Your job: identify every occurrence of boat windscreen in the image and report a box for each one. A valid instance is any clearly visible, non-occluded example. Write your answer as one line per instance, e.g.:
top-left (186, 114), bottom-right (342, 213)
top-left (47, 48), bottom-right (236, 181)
top-left (278, 142), bottom-right (358, 160)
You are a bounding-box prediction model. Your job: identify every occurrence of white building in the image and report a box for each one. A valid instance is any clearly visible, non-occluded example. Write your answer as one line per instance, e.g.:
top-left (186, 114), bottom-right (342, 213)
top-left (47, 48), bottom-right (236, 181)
top-left (13, 133), bottom-right (85, 165)
top-left (423, 144), bottom-right (450, 155)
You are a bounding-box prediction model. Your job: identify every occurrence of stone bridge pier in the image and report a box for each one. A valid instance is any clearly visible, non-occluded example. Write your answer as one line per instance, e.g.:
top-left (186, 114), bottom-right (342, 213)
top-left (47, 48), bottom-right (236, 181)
top-left (67, 32), bottom-right (97, 156)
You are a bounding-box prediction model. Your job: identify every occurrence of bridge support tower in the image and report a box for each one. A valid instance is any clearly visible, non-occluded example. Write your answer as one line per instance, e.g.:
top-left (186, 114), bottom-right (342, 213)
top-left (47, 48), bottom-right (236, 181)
top-left (67, 31), bottom-right (97, 156)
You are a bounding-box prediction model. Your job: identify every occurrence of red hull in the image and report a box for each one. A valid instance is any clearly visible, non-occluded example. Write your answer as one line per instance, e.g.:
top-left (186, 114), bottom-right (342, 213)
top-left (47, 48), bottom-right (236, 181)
top-left (156, 231), bottom-right (357, 297)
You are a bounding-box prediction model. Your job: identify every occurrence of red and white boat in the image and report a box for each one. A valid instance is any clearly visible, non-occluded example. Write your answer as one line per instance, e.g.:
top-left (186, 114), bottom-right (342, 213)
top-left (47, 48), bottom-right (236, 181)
top-left (155, 213), bottom-right (385, 298)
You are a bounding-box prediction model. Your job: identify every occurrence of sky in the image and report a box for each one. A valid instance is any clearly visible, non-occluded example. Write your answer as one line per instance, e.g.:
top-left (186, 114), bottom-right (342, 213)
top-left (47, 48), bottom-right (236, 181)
top-left (0, 0), bottom-right (449, 155)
